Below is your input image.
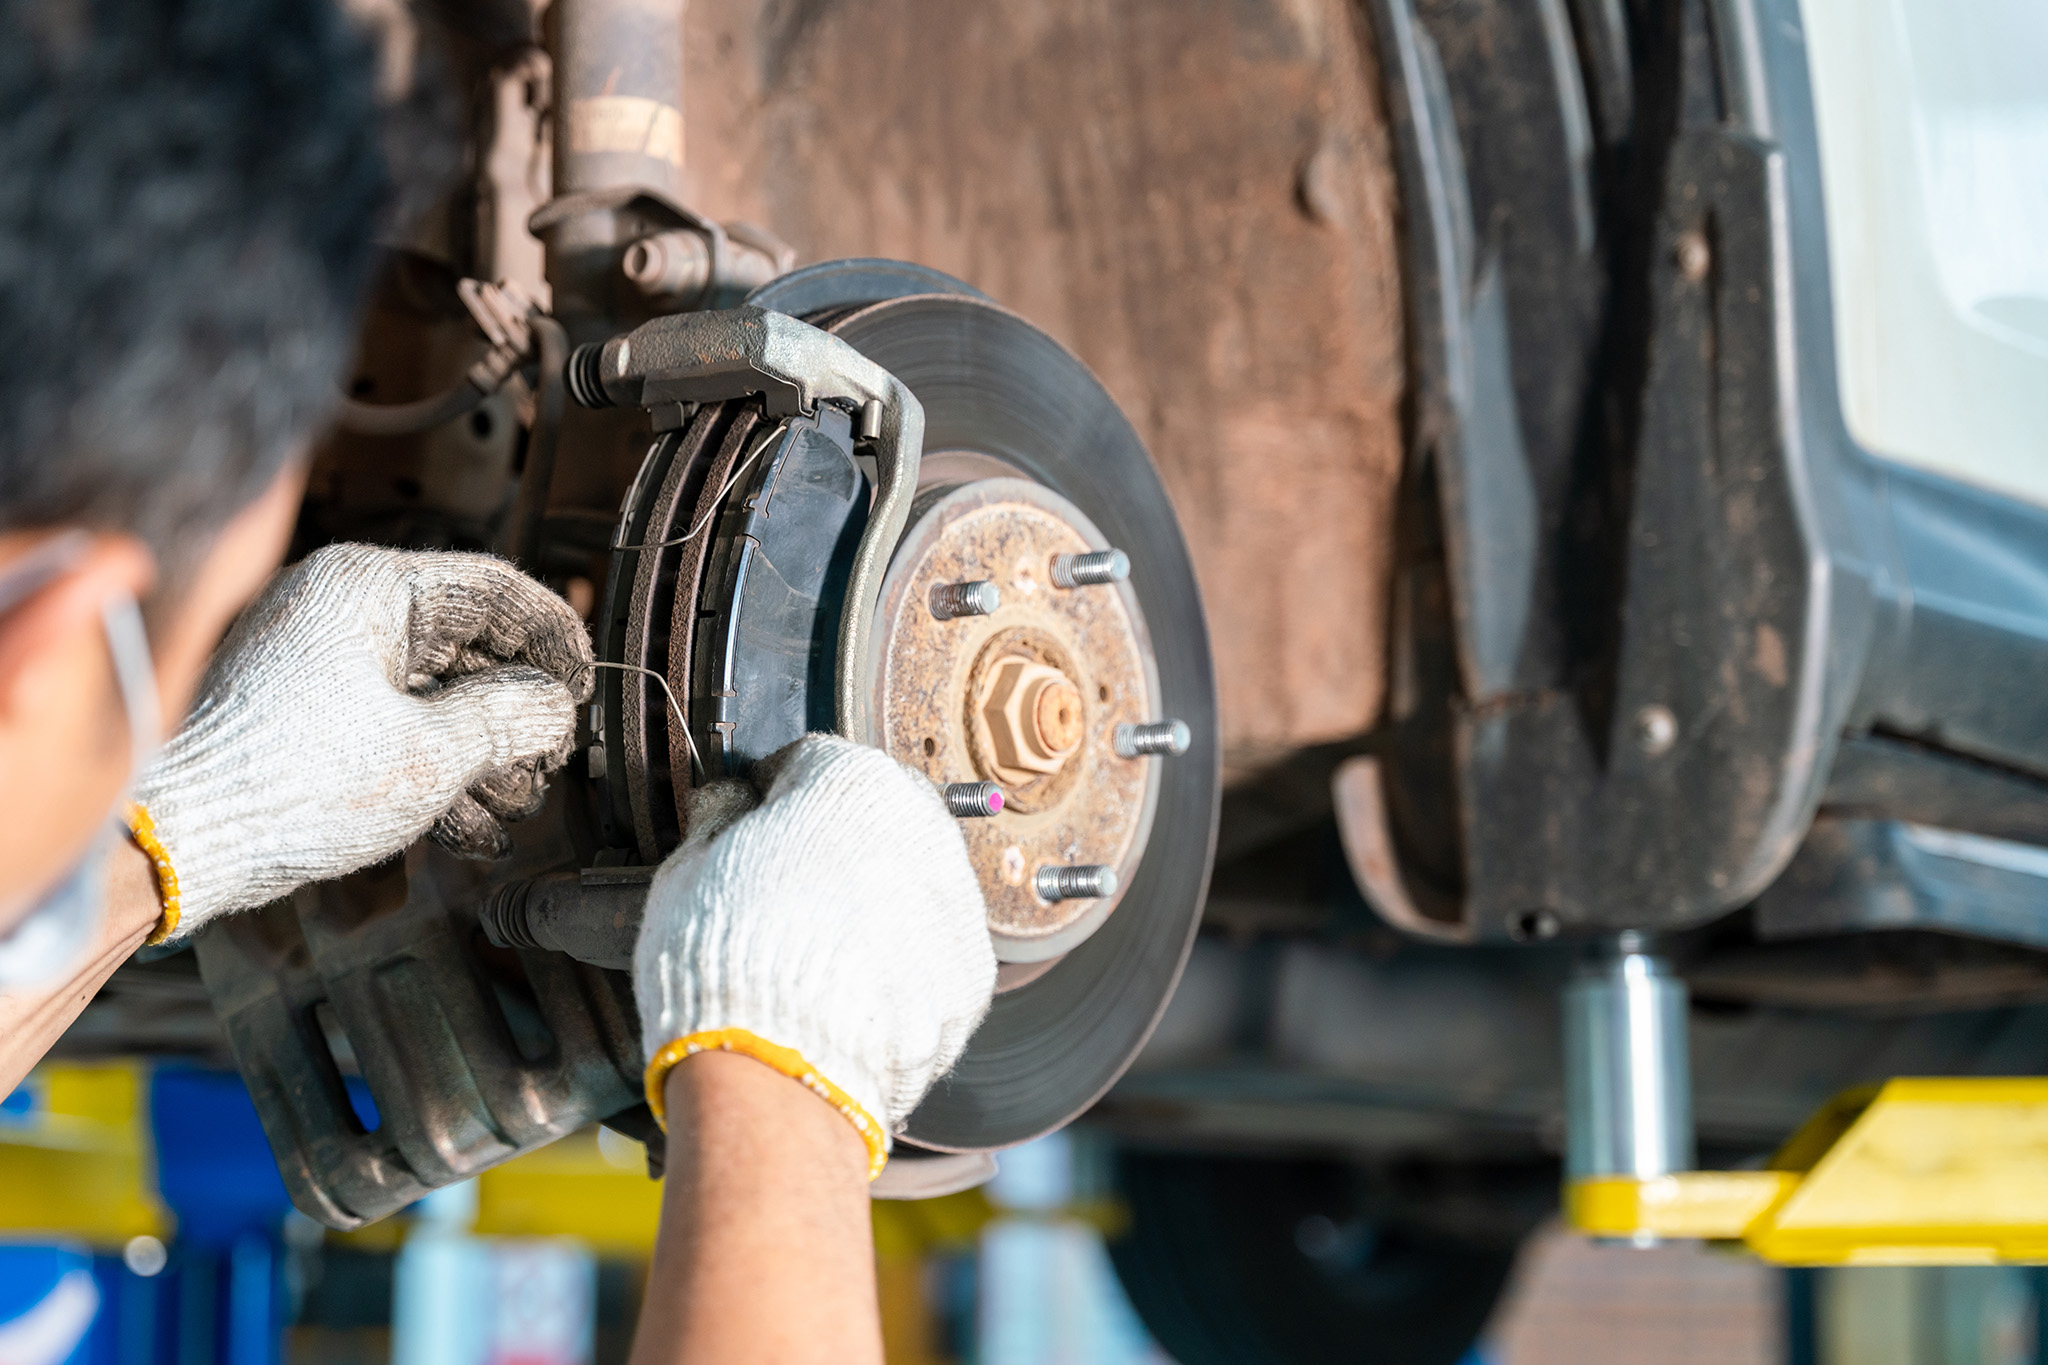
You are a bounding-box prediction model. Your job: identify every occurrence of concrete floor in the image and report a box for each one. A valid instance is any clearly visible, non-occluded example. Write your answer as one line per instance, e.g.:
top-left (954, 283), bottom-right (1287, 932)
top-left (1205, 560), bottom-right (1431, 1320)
top-left (1481, 1225), bottom-right (1782, 1365)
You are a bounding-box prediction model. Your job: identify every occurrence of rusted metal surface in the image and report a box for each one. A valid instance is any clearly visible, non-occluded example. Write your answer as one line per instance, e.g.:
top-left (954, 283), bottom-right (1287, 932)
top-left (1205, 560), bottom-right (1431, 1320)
top-left (663, 409), bottom-right (763, 822)
top-left (977, 655), bottom-right (1084, 784)
top-left (615, 408), bottom-right (732, 859)
top-left (680, 0), bottom-right (1406, 776)
top-left (871, 479), bottom-right (1158, 961)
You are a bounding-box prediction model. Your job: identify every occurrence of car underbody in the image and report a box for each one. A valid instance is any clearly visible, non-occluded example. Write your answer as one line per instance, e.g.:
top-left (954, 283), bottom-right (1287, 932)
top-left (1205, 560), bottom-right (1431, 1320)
top-left (54, 1), bottom-right (2048, 1359)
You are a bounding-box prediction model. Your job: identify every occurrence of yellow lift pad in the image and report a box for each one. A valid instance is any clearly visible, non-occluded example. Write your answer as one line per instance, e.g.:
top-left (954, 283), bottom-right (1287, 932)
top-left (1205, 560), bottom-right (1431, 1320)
top-left (1568, 1078), bottom-right (2048, 1264)
top-left (0, 1062), bottom-right (170, 1246)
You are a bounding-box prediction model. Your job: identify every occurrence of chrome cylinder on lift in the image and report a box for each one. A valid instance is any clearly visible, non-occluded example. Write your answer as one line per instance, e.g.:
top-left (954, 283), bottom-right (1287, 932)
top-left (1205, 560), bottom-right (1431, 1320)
top-left (1563, 934), bottom-right (1695, 1181)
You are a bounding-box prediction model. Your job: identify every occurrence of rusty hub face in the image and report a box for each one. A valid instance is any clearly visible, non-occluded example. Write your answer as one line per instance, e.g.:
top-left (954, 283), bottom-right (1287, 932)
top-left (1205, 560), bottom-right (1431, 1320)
top-left (869, 476), bottom-right (1161, 963)
top-left (980, 656), bottom-right (1084, 781)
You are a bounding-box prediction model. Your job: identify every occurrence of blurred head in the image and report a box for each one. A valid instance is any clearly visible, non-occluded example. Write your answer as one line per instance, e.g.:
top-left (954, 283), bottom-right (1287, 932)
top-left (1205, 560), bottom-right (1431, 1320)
top-left (0, 0), bottom-right (392, 933)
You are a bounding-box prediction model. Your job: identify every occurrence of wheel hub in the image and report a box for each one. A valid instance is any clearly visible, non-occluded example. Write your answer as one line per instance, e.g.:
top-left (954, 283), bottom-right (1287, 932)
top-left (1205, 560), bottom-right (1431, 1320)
top-left (870, 477), bottom-right (1160, 963)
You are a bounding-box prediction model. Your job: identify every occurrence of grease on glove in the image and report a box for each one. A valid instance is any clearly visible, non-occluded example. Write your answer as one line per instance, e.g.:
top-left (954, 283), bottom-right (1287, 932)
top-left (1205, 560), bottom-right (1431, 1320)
top-left (133, 544), bottom-right (592, 939)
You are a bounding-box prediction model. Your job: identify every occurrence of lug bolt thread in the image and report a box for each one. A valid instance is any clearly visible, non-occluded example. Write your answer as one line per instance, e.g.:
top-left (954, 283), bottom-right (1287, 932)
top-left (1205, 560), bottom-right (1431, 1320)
top-left (1050, 549), bottom-right (1130, 589)
top-left (1114, 719), bottom-right (1191, 758)
top-left (943, 781), bottom-right (1005, 818)
top-left (928, 579), bottom-right (1002, 620)
top-left (1035, 863), bottom-right (1118, 902)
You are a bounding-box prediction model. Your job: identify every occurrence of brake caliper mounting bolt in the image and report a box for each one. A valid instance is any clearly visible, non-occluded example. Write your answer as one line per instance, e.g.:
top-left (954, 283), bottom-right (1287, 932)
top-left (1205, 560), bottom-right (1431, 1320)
top-left (1114, 720), bottom-right (1191, 758)
top-left (1035, 864), bottom-right (1118, 902)
top-left (928, 579), bottom-right (1002, 620)
top-left (943, 782), bottom-right (1005, 818)
top-left (1050, 549), bottom-right (1130, 589)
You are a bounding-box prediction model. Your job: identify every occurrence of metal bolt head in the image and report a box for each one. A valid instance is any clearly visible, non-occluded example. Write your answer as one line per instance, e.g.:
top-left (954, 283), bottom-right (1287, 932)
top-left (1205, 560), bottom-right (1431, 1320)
top-left (622, 230), bottom-right (713, 299)
top-left (1035, 863), bottom-right (1118, 902)
top-left (1034, 681), bottom-right (1085, 752)
top-left (980, 656), bottom-right (1085, 780)
top-left (1633, 704), bottom-right (1678, 756)
top-left (1050, 549), bottom-right (1130, 589)
top-left (929, 579), bottom-right (1002, 620)
top-left (943, 781), bottom-right (1004, 818)
top-left (1675, 230), bottom-right (1711, 282)
top-left (1114, 719), bottom-right (1191, 758)
top-left (622, 238), bottom-right (661, 285)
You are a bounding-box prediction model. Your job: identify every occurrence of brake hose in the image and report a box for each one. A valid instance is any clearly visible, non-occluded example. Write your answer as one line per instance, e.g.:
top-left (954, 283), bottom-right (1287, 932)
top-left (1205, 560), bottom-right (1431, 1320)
top-left (334, 378), bottom-right (491, 436)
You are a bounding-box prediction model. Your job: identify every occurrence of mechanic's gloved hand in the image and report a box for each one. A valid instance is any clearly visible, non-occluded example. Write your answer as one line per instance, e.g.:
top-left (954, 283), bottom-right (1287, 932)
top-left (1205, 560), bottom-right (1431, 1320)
top-left (634, 734), bottom-right (997, 1179)
top-left (131, 544), bottom-right (592, 942)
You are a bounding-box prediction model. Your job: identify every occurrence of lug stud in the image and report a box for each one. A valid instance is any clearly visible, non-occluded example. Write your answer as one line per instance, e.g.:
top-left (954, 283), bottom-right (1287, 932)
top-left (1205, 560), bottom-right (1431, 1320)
top-left (943, 781), bottom-right (1004, 818)
top-left (929, 579), bottom-right (1002, 620)
top-left (1114, 719), bottom-right (1191, 758)
top-left (1050, 549), bottom-right (1129, 589)
top-left (1035, 863), bottom-right (1118, 902)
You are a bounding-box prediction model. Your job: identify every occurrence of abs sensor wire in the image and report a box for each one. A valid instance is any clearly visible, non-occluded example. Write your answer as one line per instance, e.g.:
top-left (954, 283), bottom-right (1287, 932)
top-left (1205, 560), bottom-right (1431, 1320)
top-left (335, 378), bottom-right (489, 436)
top-left (607, 423), bottom-right (781, 554)
top-left (585, 421), bottom-right (796, 809)
top-left (502, 315), bottom-right (568, 566)
top-left (335, 279), bottom-right (541, 439)
top-left (583, 660), bottom-right (704, 782)
top-left (579, 427), bottom-right (793, 794)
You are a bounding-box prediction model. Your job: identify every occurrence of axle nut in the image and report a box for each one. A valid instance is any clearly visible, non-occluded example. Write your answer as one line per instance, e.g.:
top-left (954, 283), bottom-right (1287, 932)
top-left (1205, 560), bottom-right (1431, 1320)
top-left (979, 656), bottom-right (1085, 783)
top-left (1034, 679), bottom-right (1085, 753)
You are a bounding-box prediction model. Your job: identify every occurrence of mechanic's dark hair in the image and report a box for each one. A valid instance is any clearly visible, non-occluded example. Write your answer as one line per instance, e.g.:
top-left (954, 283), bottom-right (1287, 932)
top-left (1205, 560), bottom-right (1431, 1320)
top-left (0, 0), bottom-right (405, 586)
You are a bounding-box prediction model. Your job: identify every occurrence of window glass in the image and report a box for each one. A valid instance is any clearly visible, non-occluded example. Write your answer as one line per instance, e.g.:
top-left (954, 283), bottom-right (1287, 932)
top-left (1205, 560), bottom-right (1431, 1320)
top-left (1800, 0), bottom-right (2048, 507)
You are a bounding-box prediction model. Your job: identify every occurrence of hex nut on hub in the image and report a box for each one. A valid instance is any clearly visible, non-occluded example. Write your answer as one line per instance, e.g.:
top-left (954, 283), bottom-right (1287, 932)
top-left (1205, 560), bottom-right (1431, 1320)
top-left (868, 477), bottom-right (1162, 964)
top-left (979, 656), bottom-right (1085, 783)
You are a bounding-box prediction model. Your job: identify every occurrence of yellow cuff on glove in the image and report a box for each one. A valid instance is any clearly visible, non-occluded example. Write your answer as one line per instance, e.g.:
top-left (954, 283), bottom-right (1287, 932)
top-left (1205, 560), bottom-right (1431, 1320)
top-left (126, 802), bottom-right (181, 946)
top-left (644, 1028), bottom-right (890, 1181)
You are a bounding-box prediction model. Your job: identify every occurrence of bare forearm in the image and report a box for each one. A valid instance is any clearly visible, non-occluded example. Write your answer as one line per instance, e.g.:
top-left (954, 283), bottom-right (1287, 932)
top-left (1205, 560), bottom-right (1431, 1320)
top-left (0, 839), bottom-right (160, 1094)
top-left (630, 1052), bottom-right (883, 1365)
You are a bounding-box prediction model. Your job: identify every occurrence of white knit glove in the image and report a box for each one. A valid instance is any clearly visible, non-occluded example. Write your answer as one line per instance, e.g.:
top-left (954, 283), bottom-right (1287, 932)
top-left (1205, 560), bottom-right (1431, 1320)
top-left (131, 544), bottom-right (592, 941)
top-left (634, 734), bottom-right (997, 1179)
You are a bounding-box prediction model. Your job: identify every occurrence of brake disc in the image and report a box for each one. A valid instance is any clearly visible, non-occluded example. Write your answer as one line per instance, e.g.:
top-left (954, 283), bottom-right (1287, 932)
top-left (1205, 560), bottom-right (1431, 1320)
top-left (599, 266), bottom-right (1218, 1148)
